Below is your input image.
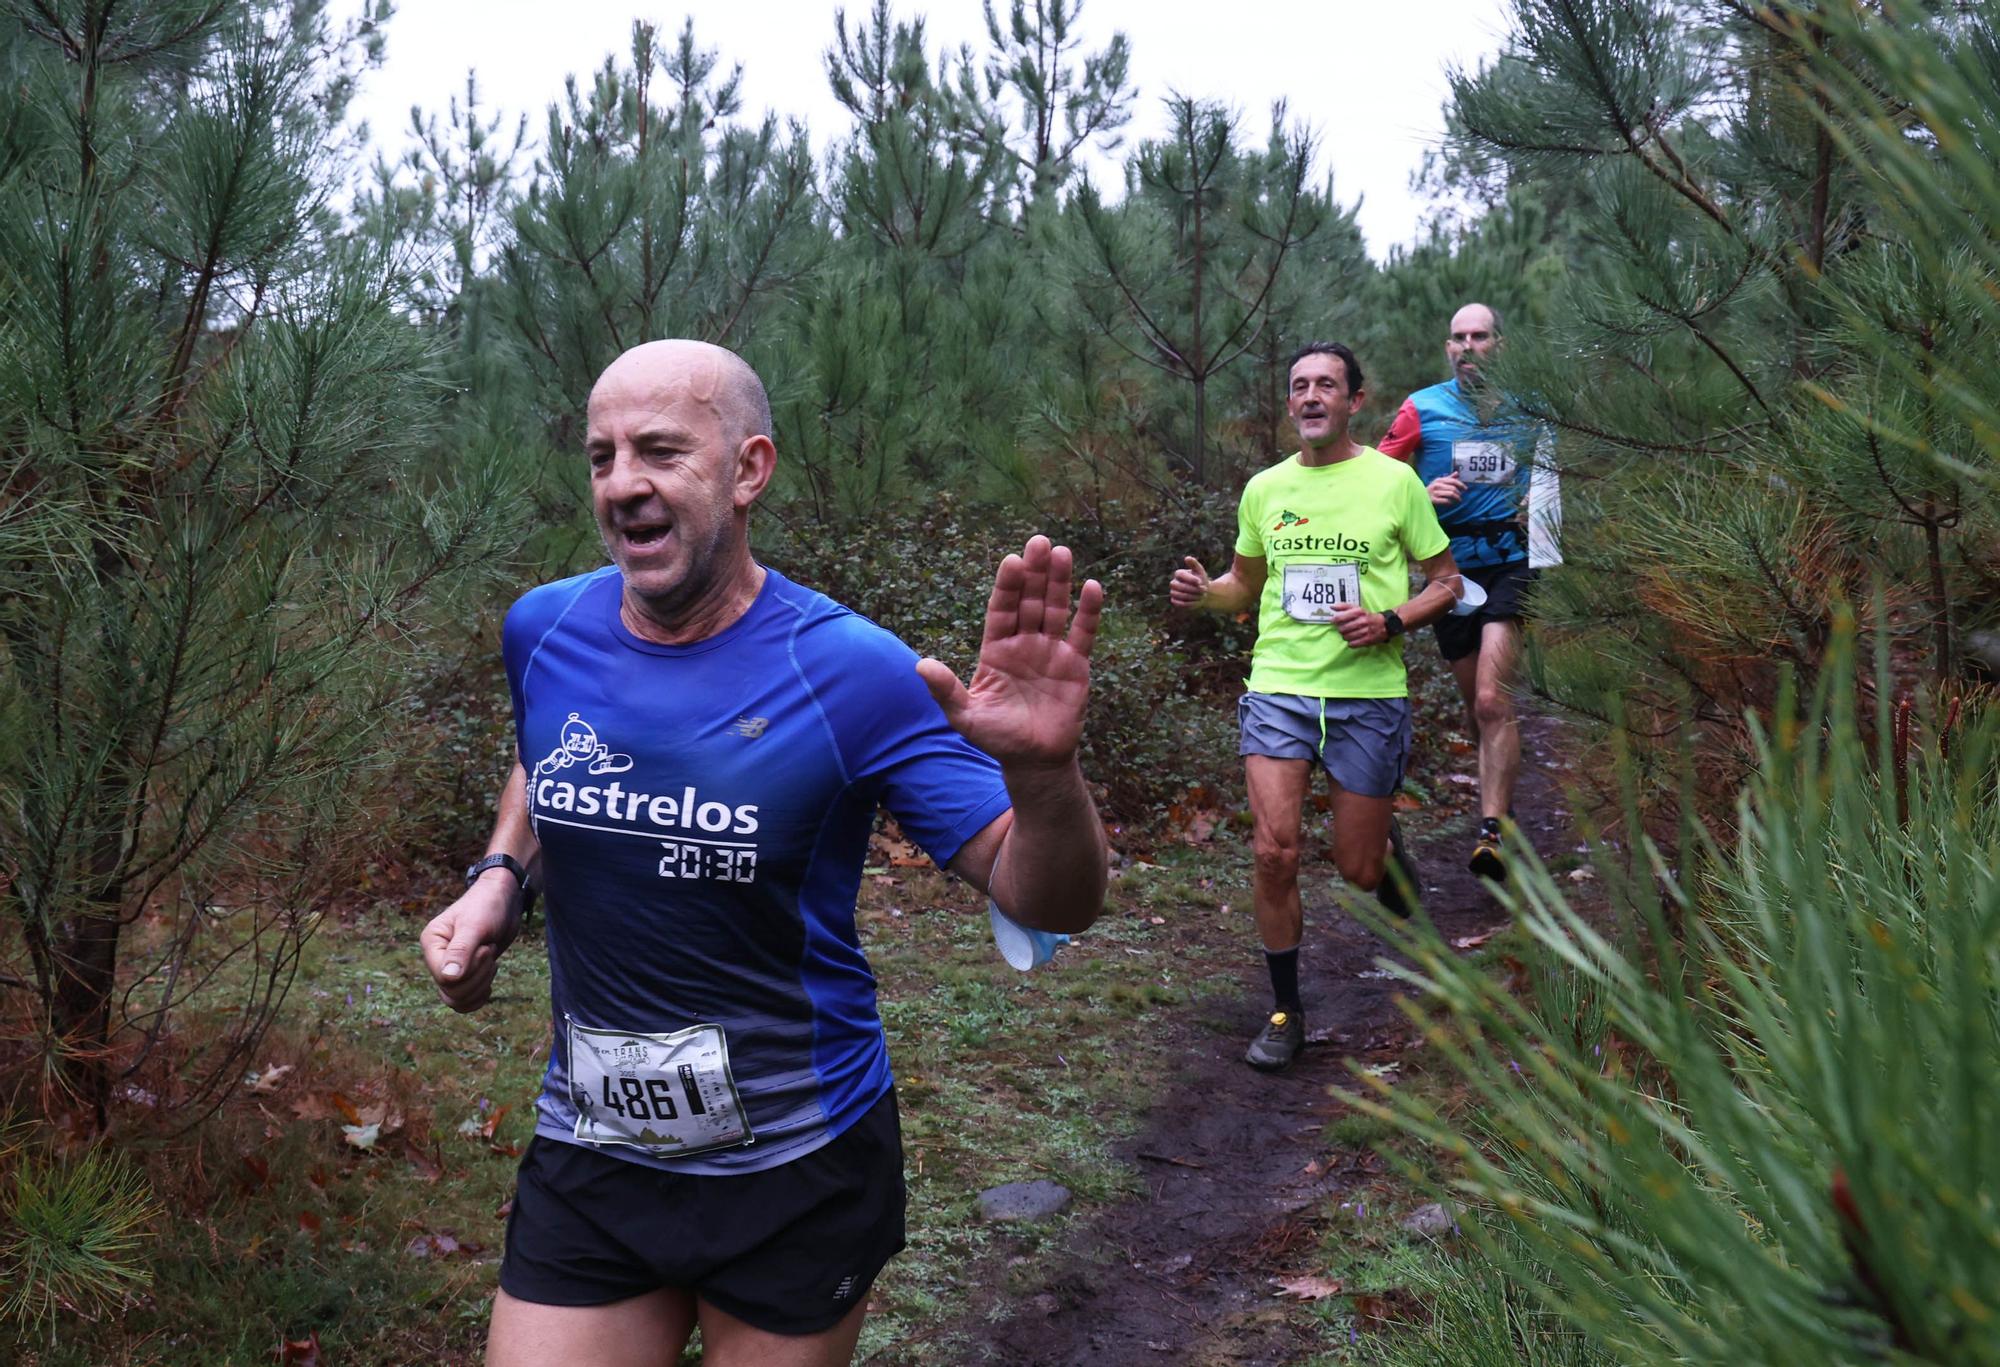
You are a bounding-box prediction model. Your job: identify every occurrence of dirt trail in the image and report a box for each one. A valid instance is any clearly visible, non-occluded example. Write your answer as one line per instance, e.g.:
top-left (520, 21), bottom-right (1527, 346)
top-left (964, 712), bottom-right (1578, 1366)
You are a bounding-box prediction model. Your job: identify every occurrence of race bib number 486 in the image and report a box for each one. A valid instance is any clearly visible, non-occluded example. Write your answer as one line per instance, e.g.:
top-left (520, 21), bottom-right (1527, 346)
top-left (1282, 562), bottom-right (1362, 623)
top-left (567, 1017), bottom-right (753, 1157)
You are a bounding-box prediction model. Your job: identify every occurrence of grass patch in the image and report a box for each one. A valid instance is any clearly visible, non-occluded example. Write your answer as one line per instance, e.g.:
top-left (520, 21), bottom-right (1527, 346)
top-left (11, 844), bottom-right (1250, 1365)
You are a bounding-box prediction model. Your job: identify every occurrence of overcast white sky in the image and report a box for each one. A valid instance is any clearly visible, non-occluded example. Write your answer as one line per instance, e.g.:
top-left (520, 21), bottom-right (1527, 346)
top-left (342, 0), bottom-right (1512, 259)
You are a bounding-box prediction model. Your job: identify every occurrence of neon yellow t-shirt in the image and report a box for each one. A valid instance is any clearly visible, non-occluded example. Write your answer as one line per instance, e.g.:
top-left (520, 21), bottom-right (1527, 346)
top-left (1232, 447), bottom-right (1450, 699)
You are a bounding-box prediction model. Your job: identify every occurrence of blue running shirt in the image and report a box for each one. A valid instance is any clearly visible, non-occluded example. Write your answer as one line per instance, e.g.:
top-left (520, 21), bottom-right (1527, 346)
top-left (1379, 379), bottom-right (1559, 570)
top-left (502, 566), bottom-right (1012, 1174)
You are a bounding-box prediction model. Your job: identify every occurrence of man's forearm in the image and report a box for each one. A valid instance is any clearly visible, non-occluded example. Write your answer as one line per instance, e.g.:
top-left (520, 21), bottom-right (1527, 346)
top-left (1199, 574), bottom-right (1258, 615)
top-left (473, 762), bottom-right (543, 909)
top-left (988, 759), bottom-right (1108, 935)
top-left (1396, 578), bottom-right (1460, 631)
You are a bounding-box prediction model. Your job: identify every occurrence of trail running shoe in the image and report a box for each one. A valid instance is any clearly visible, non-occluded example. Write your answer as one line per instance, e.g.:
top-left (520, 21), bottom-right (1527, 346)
top-left (1469, 818), bottom-right (1507, 884)
top-left (1245, 1008), bottom-right (1305, 1072)
top-left (1378, 815), bottom-right (1422, 919)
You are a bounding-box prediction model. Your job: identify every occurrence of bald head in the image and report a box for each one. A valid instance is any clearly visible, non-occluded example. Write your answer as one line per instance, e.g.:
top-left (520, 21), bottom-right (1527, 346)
top-left (590, 339), bottom-right (773, 451)
top-left (1446, 304), bottom-right (1502, 382)
top-left (1450, 302), bottom-right (1500, 338)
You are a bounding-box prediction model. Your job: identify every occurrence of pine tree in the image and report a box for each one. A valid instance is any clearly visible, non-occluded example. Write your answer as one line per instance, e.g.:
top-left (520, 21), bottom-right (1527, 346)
top-left (1066, 97), bottom-right (1329, 486)
top-left (1438, 0), bottom-right (1999, 786)
top-left (0, 0), bottom-right (531, 1127)
top-left (1356, 8), bottom-right (2000, 1361)
top-left (496, 19), bottom-right (817, 445)
top-left (946, 0), bottom-right (1134, 208)
top-left (825, 0), bottom-right (1003, 257)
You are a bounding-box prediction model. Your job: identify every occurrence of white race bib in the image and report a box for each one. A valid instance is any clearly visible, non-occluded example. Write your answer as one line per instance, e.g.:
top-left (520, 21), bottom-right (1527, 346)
top-left (1282, 562), bottom-right (1362, 623)
top-left (1452, 440), bottom-right (1517, 486)
top-left (566, 1017), bottom-right (754, 1157)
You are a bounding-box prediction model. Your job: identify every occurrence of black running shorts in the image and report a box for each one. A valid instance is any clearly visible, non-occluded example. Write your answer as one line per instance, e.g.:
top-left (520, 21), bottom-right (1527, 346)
top-left (1435, 560), bottom-right (1538, 663)
top-left (499, 1088), bottom-right (906, 1335)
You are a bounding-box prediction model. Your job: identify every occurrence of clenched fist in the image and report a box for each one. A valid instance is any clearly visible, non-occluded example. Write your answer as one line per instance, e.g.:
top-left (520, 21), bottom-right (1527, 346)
top-left (1168, 556), bottom-right (1210, 609)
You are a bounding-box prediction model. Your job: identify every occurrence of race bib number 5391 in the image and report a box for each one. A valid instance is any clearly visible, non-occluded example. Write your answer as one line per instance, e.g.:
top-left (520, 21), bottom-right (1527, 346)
top-left (566, 1017), bottom-right (754, 1157)
top-left (1452, 440), bottom-right (1517, 485)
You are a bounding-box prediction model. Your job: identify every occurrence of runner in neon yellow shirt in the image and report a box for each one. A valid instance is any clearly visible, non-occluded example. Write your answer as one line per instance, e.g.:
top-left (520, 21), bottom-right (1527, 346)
top-left (1169, 342), bottom-right (1459, 1072)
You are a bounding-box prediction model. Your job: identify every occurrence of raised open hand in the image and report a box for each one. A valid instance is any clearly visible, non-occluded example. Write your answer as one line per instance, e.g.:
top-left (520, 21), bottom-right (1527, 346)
top-left (916, 535), bottom-right (1103, 769)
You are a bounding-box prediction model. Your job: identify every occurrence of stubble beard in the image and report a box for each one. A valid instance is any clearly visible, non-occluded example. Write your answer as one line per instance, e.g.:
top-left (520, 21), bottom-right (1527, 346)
top-left (1300, 416), bottom-right (1349, 452)
top-left (609, 514), bottom-right (738, 635)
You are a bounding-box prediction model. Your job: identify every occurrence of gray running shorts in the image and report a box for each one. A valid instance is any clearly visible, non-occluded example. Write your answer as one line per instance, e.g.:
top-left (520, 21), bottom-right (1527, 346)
top-left (1237, 692), bottom-right (1412, 800)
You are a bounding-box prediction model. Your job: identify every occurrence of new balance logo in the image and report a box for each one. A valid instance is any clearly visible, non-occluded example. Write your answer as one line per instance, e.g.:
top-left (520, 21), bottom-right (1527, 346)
top-left (833, 1274), bottom-right (857, 1300)
top-left (733, 716), bottom-right (769, 739)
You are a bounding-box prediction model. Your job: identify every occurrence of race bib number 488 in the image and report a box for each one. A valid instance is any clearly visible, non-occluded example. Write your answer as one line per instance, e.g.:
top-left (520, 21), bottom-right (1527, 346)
top-left (566, 1017), bottom-right (754, 1157)
top-left (1282, 562), bottom-right (1362, 623)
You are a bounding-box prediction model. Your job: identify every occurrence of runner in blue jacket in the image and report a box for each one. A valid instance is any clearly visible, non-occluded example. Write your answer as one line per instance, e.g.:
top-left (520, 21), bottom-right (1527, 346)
top-left (1380, 304), bottom-right (1561, 883)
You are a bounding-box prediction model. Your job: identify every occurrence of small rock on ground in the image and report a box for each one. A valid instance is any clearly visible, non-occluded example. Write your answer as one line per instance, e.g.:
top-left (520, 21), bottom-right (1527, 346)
top-left (979, 1180), bottom-right (1072, 1222)
top-left (1401, 1202), bottom-right (1458, 1238)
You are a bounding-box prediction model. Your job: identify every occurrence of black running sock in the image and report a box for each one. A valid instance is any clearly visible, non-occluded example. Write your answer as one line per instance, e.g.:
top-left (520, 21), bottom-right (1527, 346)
top-left (1479, 816), bottom-right (1503, 840)
top-left (1376, 871), bottom-right (1415, 918)
top-left (1265, 947), bottom-right (1301, 1013)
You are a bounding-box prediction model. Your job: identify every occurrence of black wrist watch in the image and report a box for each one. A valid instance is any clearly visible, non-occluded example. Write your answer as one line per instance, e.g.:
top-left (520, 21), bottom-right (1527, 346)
top-left (1380, 608), bottom-right (1407, 639)
top-left (465, 852), bottom-right (530, 891)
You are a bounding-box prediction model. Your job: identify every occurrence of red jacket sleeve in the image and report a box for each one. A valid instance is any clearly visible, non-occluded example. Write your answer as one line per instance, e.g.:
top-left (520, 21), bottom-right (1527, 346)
top-left (1378, 398), bottom-right (1421, 460)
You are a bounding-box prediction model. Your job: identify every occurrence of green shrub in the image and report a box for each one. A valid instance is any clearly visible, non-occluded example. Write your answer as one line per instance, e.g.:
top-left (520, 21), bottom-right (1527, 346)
top-left (1353, 623), bottom-right (2000, 1364)
top-left (0, 1133), bottom-right (159, 1332)
top-left (764, 492), bottom-right (1247, 831)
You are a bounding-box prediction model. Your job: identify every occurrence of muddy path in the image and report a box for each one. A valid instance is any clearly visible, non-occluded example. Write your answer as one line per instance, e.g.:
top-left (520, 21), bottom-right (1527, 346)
top-left (961, 712), bottom-right (1580, 1366)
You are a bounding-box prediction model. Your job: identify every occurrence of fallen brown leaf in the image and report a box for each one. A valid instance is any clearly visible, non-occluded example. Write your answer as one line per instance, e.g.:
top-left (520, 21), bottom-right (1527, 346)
top-left (290, 1094), bottom-right (341, 1123)
top-left (1451, 926), bottom-right (1506, 950)
top-left (1351, 1291), bottom-right (1407, 1330)
top-left (405, 1230), bottom-right (482, 1259)
top-left (1271, 1274), bottom-right (1343, 1300)
top-left (247, 1064), bottom-right (294, 1094)
top-left (273, 1330), bottom-right (321, 1365)
top-left (404, 1142), bottom-right (443, 1182)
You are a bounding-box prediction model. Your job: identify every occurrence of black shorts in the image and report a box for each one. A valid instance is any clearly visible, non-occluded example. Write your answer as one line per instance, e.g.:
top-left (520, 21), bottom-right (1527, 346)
top-left (1435, 560), bottom-right (1537, 663)
top-left (499, 1088), bottom-right (906, 1335)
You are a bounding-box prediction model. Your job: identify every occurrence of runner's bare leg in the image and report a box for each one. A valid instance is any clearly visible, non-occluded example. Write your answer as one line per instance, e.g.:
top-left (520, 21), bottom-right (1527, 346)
top-left (1472, 620), bottom-right (1523, 821)
top-left (700, 1296), bottom-right (868, 1367)
top-left (1328, 786), bottom-right (1392, 893)
top-left (488, 1286), bottom-right (695, 1367)
top-left (1245, 756), bottom-right (1311, 950)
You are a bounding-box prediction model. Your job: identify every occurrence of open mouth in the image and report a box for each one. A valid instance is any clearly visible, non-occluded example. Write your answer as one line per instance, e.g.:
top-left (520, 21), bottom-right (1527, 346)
top-left (621, 523), bottom-right (671, 551)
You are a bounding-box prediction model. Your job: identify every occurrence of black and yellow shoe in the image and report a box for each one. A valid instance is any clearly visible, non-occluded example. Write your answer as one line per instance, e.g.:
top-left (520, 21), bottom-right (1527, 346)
top-left (1245, 1008), bottom-right (1305, 1071)
top-left (1469, 818), bottom-right (1507, 884)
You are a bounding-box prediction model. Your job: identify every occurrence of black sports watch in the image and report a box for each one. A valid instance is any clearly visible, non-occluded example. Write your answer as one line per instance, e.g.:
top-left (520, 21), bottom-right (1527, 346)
top-left (1380, 608), bottom-right (1407, 640)
top-left (465, 852), bottom-right (530, 892)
